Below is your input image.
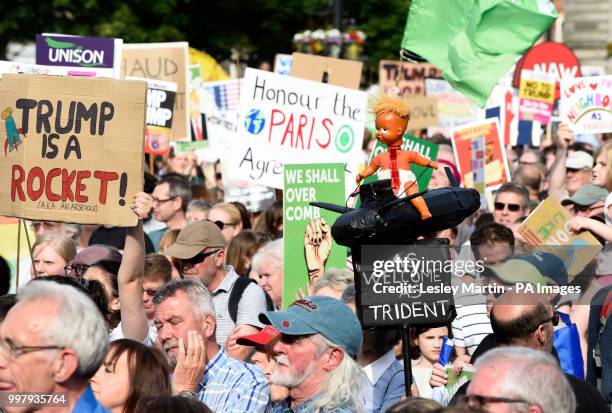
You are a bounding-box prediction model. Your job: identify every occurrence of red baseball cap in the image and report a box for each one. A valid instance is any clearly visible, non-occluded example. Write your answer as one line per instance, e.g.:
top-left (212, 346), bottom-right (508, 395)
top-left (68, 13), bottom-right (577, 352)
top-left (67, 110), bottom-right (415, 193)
top-left (236, 325), bottom-right (280, 346)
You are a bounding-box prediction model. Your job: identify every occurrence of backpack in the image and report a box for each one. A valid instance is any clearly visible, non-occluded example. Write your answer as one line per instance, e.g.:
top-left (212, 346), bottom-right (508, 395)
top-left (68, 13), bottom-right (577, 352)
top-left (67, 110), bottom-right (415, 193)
top-left (228, 277), bottom-right (275, 324)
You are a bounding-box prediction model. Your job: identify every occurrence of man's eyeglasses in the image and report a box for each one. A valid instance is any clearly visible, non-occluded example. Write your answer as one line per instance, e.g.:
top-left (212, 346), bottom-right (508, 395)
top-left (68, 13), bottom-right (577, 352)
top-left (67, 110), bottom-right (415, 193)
top-left (494, 202), bottom-right (523, 212)
top-left (180, 249), bottom-right (222, 271)
top-left (0, 337), bottom-right (65, 360)
top-left (458, 394), bottom-right (529, 409)
top-left (152, 196), bottom-right (177, 205)
top-left (64, 263), bottom-right (91, 277)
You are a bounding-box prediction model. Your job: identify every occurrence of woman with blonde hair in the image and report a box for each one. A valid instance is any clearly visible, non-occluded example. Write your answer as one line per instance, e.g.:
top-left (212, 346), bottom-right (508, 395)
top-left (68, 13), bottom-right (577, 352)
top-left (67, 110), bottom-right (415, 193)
top-left (207, 202), bottom-right (243, 245)
top-left (31, 233), bottom-right (76, 277)
top-left (568, 141), bottom-right (612, 375)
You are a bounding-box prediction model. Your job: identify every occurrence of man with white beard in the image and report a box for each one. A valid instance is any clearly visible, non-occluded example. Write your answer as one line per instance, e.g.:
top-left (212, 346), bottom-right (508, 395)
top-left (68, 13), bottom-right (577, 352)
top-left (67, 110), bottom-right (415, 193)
top-left (259, 296), bottom-right (364, 412)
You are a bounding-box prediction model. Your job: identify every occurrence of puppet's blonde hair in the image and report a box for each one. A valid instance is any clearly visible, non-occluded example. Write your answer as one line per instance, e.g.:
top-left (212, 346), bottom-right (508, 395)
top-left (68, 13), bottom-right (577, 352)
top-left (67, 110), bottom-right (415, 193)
top-left (372, 93), bottom-right (411, 119)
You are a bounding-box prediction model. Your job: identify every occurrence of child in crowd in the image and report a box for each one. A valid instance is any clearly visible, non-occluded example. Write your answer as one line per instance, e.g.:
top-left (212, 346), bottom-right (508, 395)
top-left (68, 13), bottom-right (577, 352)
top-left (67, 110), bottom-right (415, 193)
top-left (410, 324), bottom-right (452, 399)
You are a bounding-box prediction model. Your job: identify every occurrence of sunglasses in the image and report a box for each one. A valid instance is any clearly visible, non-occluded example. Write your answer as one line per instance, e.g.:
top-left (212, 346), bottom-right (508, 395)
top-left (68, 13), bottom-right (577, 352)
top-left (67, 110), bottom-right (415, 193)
top-left (206, 219), bottom-right (237, 230)
top-left (540, 313), bottom-right (560, 328)
top-left (180, 249), bottom-right (222, 271)
top-left (494, 202), bottom-right (522, 212)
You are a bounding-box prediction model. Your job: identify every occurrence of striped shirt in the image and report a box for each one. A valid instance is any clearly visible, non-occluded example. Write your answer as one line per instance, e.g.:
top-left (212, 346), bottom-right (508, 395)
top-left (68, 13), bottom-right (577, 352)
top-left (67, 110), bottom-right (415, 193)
top-left (197, 346), bottom-right (270, 412)
top-left (451, 299), bottom-right (492, 355)
top-left (211, 266), bottom-right (267, 345)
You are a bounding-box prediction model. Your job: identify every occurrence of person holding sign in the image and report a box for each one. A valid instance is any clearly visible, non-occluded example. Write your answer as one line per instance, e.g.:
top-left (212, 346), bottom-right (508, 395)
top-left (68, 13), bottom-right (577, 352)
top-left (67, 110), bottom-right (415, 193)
top-left (356, 94), bottom-right (438, 219)
top-left (567, 142), bottom-right (612, 377)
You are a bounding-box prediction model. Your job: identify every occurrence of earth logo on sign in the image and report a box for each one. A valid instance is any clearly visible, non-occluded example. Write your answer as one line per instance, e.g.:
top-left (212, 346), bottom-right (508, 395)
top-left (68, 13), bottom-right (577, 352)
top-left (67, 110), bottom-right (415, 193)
top-left (245, 109), bottom-right (266, 135)
top-left (334, 125), bottom-right (355, 153)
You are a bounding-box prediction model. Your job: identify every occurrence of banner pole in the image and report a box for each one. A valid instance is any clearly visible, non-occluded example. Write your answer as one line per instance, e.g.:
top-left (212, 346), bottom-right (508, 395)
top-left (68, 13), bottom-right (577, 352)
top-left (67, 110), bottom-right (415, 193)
top-left (23, 219), bottom-right (36, 278)
top-left (402, 324), bottom-right (413, 398)
top-left (16, 219), bottom-right (22, 288)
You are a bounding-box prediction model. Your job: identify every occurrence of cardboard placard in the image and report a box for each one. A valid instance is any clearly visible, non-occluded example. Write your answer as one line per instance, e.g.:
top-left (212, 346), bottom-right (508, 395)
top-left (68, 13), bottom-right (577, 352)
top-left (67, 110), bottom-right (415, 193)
top-left (0, 216), bottom-right (35, 293)
top-left (283, 163), bottom-right (346, 308)
top-left (485, 85), bottom-right (515, 146)
top-left (512, 42), bottom-right (581, 100)
top-left (425, 79), bottom-right (481, 135)
top-left (0, 74), bottom-right (146, 226)
top-left (450, 119), bottom-right (510, 189)
top-left (122, 42), bottom-right (190, 141)
top-left (127, 77), bottom-right (177, 156)
top-left (290, 53), bottom-right (362, 90)
top-left (519, 69), bottom-right (555, 124)
top-left (560, 75), bottom-right (612, 133)
top-left (230, 68), bottom-right (366, 192)
top-left (379, 60), bottom-right (441, 96)
top-left (0, 61), bottom-right (68, 77)
top-left (404, 96), bottom-right (439, 130)
top-left (189, 64), bottom-right (205, 141)
top-left (36, 34), bottom-right (122, 78)
top-left (201, 79), bottom-right (243, 161)
top-left (274, 54), bottom-right (293, 76)
top-left (471, 136), bottom-right (487, 210)
top-left (518, 196), bottom-right (602, 277)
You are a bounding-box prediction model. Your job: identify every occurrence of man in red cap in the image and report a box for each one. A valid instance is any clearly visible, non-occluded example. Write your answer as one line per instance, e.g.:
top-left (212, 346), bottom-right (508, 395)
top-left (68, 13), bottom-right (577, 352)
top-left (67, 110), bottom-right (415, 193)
top-left (237, 325), bottom-right (289, 404)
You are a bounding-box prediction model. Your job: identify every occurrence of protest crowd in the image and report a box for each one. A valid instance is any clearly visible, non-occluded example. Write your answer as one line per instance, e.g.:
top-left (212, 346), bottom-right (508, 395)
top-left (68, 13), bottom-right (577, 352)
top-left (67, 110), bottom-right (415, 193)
top-left (1, 1), bottom-right (612, 413)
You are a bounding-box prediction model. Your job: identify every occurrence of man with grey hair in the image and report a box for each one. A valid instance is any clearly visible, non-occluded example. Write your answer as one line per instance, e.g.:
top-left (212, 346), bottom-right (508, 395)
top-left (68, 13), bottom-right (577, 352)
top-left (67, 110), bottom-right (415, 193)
top-left (0, 281), bottom-right (109, 412)
top-left (465, 347), bottom-right (575, 413)
top-left (260, 295), bottom-right (364, 412)
top-left (153, 278), bottom-right (269, 412)
top-left (438, 292), bottom-right (609, 412)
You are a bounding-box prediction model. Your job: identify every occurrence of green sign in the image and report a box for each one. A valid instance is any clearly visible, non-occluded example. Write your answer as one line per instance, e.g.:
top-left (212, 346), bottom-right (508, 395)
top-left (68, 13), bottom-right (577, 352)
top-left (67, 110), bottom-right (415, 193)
top-left (173, 140), bottom-right (209, 153)
top-left (357, 134), bottom-right (438, 206)
top-left (283, 163), bottom-right (347, 309)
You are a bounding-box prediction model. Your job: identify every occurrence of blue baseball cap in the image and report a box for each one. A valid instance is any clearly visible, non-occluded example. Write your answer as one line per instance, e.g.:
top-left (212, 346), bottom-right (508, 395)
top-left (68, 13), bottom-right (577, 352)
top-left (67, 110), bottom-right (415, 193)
top-left (259, 296), bottom-right (363, 357)
top-left (513, 252), bottom-right (568, 286)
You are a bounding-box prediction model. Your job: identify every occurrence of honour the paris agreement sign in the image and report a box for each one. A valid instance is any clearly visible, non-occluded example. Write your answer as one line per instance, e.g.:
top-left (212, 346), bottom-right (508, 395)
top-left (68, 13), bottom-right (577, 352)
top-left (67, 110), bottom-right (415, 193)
top-left (229, 68), bottom-right (366, 190)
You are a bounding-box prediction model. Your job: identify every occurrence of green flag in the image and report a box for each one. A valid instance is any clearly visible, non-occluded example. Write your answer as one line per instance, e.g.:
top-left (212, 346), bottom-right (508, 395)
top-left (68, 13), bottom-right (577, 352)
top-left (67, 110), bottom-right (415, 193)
top-left (401, 0), bottom-right (557, 107)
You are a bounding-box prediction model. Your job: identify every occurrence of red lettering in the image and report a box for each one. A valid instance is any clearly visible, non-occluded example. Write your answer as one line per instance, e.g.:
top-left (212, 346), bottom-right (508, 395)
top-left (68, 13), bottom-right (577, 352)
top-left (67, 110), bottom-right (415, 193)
top-left (604, 95), bottom-right (610, 108)
top-left (11, 165), bottom-right (25, 201)
top-left (75, 171), bottom-right (92, 203)
top-left (93, 171), bottom-right (118, 204)
top-left (307, 117), bottom-right (315, 149)
top-left (62, 169), bottom-right (76, 201)
top-left (269, 109), bottom-right (285, 142)
top-left (281, 114), bottom-right (294, 146)
top-left (45, 168), bottom-right (62, 202)
top-left (296, 114), bottom-right (307, 149)
top-left (27, 167), bottom-right (45, 201)
top-left (318, 118), bottom-right (333, 149)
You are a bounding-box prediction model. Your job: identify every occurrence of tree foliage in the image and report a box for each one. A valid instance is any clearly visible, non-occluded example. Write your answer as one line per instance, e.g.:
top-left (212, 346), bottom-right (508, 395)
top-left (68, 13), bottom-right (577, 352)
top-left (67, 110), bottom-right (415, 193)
top-left (1, 0), bottom-right (411, 77)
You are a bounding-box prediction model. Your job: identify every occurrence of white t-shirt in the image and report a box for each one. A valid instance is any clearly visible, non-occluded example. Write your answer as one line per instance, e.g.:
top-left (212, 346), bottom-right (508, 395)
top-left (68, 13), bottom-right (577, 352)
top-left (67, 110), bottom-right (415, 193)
top-left (109, 321), bottom-right (155, 347)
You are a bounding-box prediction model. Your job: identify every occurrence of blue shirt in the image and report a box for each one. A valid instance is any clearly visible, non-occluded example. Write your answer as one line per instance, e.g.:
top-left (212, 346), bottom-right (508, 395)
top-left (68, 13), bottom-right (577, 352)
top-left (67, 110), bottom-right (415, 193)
top-left (361, 350), bottom-right (405, 413)
top-left (269, 395), bottom-right (354, 412)
top-left (73, 385), bottom-right (111, 413)
top-left (197, 347), bottom-right (270, 412)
